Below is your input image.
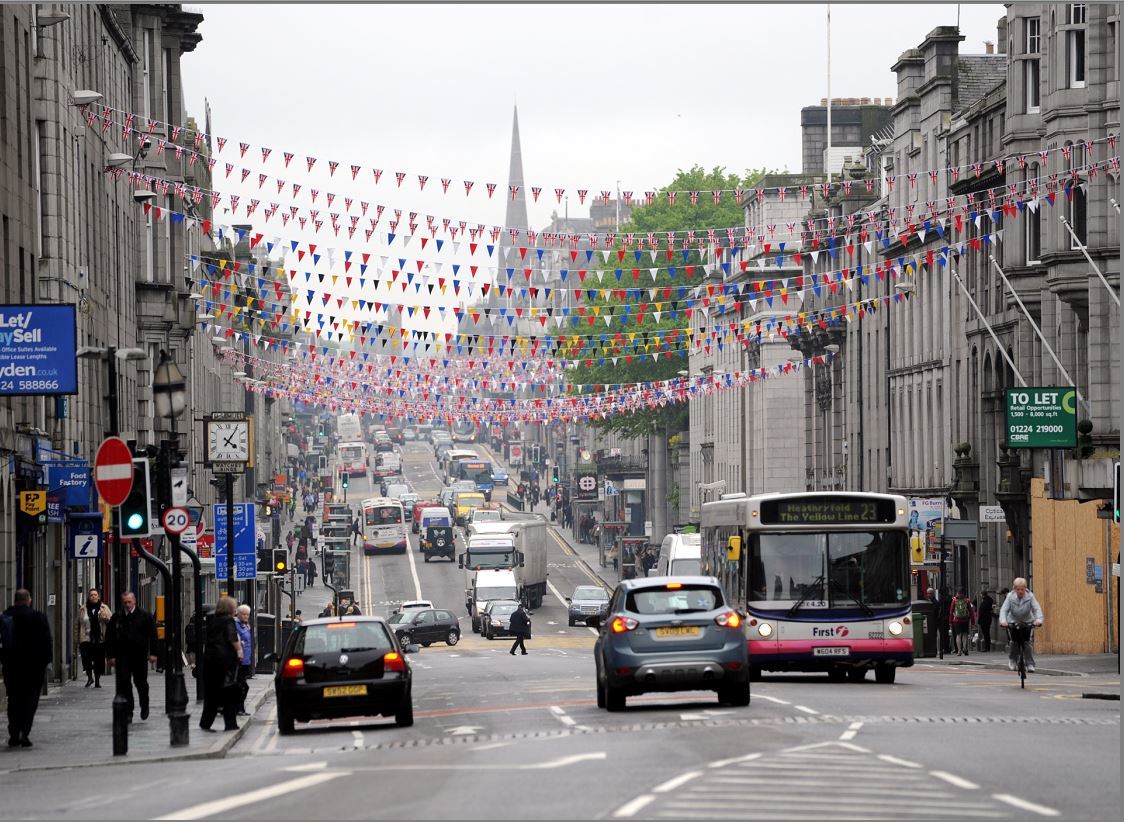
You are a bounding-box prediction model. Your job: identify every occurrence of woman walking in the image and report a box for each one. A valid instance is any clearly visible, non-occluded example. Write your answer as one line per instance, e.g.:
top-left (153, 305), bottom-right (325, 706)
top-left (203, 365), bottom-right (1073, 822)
top-left (76, 588), bottom-right (111, 687)
top-left (199, 596), bottom-right (242, 732)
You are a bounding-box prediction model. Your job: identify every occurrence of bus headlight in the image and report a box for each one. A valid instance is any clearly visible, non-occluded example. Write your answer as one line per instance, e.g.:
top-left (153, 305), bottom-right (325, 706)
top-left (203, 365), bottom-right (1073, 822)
top-left (757, 622), bottom-right (773, 638)
top-left (888, 621), bottom-right (904, 636)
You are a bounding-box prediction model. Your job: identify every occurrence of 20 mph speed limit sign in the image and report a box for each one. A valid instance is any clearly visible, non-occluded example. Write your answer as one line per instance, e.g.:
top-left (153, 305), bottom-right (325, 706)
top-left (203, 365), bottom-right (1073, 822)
top-left (161, 506), bottom-right (190, 535)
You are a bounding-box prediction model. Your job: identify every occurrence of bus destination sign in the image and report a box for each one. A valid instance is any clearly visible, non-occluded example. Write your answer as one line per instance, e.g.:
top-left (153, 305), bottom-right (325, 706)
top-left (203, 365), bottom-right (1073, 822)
top-left (759, 496), bottom-right (898, 526)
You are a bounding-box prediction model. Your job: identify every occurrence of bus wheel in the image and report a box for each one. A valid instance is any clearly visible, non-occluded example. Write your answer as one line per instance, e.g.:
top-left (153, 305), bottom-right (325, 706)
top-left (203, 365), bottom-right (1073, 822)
top-left (874, 664), bottom-right (896, 684)
top-left (847, 668), bottom-right (868, 683)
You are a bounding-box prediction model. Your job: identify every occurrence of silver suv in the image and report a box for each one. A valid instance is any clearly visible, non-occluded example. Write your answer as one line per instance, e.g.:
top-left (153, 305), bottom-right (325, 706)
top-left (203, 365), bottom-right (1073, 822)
top-left (590, 576), bottom-right (750, 712)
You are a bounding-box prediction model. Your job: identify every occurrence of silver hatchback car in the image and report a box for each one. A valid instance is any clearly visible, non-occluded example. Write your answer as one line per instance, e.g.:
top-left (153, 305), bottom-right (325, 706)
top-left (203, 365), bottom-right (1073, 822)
top-left (590, 576), bottom-right (750, 711)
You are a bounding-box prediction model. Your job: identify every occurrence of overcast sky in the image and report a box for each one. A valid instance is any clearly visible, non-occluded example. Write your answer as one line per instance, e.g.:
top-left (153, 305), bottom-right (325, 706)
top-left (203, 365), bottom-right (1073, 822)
top-left (182, 3), bottom-right (1004, 233)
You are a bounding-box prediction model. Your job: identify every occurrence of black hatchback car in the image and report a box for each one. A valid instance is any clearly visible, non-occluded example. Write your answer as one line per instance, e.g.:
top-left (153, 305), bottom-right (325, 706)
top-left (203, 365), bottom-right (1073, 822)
top-left (274, 616), bottom-right (416, 735)
top-left (386, 608), bottom-right (461, 647)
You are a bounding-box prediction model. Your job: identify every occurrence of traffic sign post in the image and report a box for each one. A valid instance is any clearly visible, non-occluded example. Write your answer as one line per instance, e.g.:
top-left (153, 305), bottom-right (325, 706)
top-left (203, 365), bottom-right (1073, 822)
top-left (161, 507), bottom-right (190, 536)
top-left (214, 502), bottom-right (257, 580)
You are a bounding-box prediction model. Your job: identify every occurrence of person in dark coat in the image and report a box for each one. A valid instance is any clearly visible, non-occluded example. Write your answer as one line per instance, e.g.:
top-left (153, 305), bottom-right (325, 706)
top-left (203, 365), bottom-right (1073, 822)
top-left (976, 589), bottom-right (995, 652)
top-left (508, 604), bottom-right (530, 656)
top-left (105, 591), bottom-right (158, 721)
top-left (199, 596), bottom-right (242, 732)
top-left (2, 589), bottom-right (51, 747)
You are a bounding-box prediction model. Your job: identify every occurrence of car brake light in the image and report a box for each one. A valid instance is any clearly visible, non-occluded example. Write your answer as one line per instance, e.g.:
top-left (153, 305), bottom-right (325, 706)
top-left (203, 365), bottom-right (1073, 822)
top-left (383, 651), bottom-right (406, 673)
top-left (611, 616), bottom-right (639, 633)
top-left (282, 657), bottom-right (304, 678)
top-left (716, 611), bottom-right (742, 628)
top-left (666, 582), bottom-right (682, 589)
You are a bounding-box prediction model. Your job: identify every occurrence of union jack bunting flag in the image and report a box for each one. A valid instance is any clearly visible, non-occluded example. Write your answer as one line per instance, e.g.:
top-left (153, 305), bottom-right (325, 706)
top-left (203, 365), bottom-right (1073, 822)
top-left (464, 180), bottom-right (474, 195)
top-left (442, 178), bottom-right (451, 193)
top-left (667, 191), bottom-right (677, 206)
top-left (258, 173), bottom-right (267, 189)
top-left (689, 191), bottom-right (699, 205)
top-left (577, 190), bottom-right (588, 204)
top-left (240, 168), bottom-right (251, 183)
top-left (225, 163), bottom-right (234, 178)
top-left (351, 165), bottom-right (361, 180)
top-left (239, 142), bottom-right (249, 158)
top-left (418, 175), bottom-right (428, 190)
top-left (283, 151), bottom-right (294, 167)
top-left (276, 179), bottom-right (285, 193)
top-left (531, 187), bottom-right (541, 202)
top-left (601, 191), bottom-right (612, 205)
top-left (510, 185), bottom-right (520, 201)
top-left (908, 173), bottom-right (917, 188)
top-left (310, 189), bottom-right (319, 203)
top-left (216, 136), bottom-right (227, 153)
top-left (171, 125), bottom-right (181, 142)
top-left (328, 160), bottom-right (339, 176)
top-left (373, 169), bottom-right (383, 184)
top-left (555, 188), bottom-right (565, 203)
top-left (711, 191), bottom-right (720, 205)
top-left (396, 172), bottom-right (407, 187)
top-left (486, 183), bottom-right (497, 198)
top-left (778, 187), bottom-right (787, 202)
top-left (306, 156), bottom-right (316, 172)
top-left (645, 191), bottom-right (655, 206)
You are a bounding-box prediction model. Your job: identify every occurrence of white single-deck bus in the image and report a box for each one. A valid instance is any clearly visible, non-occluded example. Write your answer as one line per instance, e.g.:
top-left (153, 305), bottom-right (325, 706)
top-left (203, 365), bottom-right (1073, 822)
top-left (702, 492), bottom-right (913, 683)
top-left (361, 497), bottom-right (408, 555)
top-left (338, 441), bottom-right (368, 477)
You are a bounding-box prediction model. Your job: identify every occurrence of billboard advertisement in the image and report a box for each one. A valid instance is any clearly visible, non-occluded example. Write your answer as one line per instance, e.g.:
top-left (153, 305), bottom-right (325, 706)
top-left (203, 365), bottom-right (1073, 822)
top-left (0, 304), bottom-right (78, 395)
top-left (908, 497), bottom-right (945, 564)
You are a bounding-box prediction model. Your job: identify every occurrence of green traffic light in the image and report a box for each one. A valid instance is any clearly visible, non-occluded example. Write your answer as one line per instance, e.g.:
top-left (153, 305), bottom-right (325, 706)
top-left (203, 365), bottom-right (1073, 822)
top-left (125, 512), bottom-right (145, 530)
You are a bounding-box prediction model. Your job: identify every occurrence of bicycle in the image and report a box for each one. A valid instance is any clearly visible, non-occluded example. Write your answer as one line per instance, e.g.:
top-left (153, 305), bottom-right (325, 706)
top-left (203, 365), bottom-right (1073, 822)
top-left (1006, 621), bottom-right (1034, 688)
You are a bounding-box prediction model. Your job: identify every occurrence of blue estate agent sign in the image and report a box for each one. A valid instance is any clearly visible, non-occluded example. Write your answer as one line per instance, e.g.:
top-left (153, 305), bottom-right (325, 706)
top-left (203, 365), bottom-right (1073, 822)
top-left (0, 304), bottom-right (78, 396)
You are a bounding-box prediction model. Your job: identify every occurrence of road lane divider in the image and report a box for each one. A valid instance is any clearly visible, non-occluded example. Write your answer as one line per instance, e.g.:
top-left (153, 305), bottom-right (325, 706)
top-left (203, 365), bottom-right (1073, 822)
top-left (154, 772), bottom-right (348, 820)
top-left (612, 795), bottom-right (655, 819)
top-left (931, 770), bottom-right (979, 790)
top-left (993, 794), bottom-right (1060, 817)
top-left (652, 770), bottom-right (702, 793)
top-left (839, 721), bottom-right (863, 741)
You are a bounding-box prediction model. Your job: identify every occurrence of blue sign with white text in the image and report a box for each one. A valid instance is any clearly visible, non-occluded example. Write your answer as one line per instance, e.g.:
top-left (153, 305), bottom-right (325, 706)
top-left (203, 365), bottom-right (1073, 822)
top-left (214, 502), bottom-right (257, 580)
top-left (45, 461), bottom-right (91, 507)
top-left (0, 304), bottom-right (78, 395)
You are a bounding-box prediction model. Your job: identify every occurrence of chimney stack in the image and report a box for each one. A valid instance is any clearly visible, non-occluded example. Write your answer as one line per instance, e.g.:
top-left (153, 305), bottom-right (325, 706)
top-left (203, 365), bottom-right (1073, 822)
top-left (984, 40), bottom-right (994, 54)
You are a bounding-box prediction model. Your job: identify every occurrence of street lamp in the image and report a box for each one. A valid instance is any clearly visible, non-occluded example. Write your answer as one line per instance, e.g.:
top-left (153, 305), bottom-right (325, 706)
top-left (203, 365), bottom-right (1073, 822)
top-left (152, 350), bottom-right (190, 747)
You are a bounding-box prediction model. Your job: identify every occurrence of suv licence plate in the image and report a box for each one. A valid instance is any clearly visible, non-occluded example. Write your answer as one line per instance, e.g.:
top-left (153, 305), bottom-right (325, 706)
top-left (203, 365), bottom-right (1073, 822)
top-left (654, 627), bottom-right (700, 638)
top-left (323, 684), bottom-right (368, 697)
top-left (813, 646), bottom-right (850, 657)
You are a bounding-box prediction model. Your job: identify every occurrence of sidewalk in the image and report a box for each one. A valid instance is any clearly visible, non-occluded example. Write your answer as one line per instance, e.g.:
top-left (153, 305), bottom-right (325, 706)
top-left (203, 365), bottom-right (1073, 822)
top-left (927, 649), bottom-right (1121, 679)
top-left (0, 669), bottom-right (272, 772)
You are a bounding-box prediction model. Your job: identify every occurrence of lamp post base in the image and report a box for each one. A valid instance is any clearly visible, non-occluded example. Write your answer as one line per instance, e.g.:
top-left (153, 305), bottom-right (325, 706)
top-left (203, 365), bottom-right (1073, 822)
top-left (168, 672), bottom-right (191, 747)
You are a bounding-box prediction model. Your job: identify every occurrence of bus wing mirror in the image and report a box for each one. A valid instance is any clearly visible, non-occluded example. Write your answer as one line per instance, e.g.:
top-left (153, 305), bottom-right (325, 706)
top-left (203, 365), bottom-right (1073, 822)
top-left (458, 554), bottom-right (464, 568)
top-left (726, 535), bottom-right (742, 562)
top-left (516, 550), bottom-right (525, 567)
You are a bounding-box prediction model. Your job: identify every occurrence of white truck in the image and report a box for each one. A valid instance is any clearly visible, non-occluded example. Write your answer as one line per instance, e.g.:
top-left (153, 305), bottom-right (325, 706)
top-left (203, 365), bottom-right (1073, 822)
top-left (337, 413), bottom-right (363, 443)
top-left (460, 519), bottom-right (548, 610)
top-left (467, 568), bottom-right (519, 633)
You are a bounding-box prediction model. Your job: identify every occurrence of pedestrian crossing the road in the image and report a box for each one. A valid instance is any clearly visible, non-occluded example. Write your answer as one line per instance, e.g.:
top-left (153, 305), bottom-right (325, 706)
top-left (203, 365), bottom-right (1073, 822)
top-left (613, 741), bottom-right (1059, 819)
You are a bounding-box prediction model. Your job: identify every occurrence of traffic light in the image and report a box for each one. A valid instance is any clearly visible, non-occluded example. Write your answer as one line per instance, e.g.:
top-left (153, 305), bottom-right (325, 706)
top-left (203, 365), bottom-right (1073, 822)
top-left (119, 458), bottom-right (153, 538)
top-left (1073, 419), bottom-right (1095, 459)
top-left (273, 548), bottom-right (288, 574)
top-left (341, 471), bottom-right (349, 489)
top-left (551, 466), bottom-right (559, 484)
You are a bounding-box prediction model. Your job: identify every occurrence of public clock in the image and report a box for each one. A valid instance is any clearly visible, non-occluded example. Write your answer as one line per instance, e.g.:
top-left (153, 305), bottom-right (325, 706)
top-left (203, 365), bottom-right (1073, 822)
top-left (206, 419), bottom-right (251, 463)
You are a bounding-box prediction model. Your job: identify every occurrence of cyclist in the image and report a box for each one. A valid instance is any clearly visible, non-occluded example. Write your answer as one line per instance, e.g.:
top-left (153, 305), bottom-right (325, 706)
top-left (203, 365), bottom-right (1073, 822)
top-left (998, 577), bottom-right (1044, 673)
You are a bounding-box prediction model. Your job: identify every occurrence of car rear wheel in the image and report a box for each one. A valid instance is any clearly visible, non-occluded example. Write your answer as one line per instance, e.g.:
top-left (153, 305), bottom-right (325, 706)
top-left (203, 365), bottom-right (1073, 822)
top-left (395, 693), bottom-right (414, 727)
top-left (277, 707), bottom-right (295, 736)
top-left (595, 678), bottom-right (606, 709)
top-left (485, 626), bottom-right (493, 640)
top-left (718, 681), bottom-right (750, 707)
top-left (605, 683), bottom-right (626, 712)
top-left (446, 630), bottom-right (459, 646)
top-left (567, 618), bottom-right (575, 627)
top-left (874, 664), bottom-right (896, 684)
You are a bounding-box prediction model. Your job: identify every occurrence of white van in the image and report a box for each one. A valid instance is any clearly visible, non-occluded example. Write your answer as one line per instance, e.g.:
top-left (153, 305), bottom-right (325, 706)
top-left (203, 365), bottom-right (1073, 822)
top-left (656, 532), bottom-right (703, 576)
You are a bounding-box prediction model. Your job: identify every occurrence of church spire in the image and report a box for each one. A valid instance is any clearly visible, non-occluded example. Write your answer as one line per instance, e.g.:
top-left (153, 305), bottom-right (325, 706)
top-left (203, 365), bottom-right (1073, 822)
top-left (504, 106), bottom-right (528, 232)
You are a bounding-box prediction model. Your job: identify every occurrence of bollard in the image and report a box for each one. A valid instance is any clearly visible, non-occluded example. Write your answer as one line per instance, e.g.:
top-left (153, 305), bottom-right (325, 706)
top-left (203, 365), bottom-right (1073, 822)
top-left (112, 690), bottom-right (129, 755)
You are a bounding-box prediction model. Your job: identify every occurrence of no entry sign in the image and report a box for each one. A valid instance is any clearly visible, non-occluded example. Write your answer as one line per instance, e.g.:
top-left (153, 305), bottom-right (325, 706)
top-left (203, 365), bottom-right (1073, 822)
top-left (94, 436), bottom-right (134, 507)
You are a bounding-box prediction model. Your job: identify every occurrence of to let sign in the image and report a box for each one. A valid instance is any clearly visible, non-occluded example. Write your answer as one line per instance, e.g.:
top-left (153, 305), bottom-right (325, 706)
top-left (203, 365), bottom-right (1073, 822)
top-left (0, 304), bottom-right (78, 395)
top-left (1005, 388), bottom-right (1078, 449)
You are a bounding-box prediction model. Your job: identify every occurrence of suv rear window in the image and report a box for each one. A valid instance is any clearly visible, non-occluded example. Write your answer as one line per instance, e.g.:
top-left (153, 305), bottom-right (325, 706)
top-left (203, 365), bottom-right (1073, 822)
top-left (626, 585), bottom-right (723, 615)
top-left (294, 622), bottom-right (394, 655)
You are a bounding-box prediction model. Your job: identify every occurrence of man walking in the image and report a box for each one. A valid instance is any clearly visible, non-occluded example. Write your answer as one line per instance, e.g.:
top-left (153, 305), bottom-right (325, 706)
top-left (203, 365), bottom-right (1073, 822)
top-left (352, 514), bottom-right (361, 546)
top-left (105, 591), bottom-right (158, 721)
top-left (976, 589), bottom-right (995, 652)
top-left (508, 603), bottom-right (530, 656)
top-left (2, 590), bottom-right (51, 747)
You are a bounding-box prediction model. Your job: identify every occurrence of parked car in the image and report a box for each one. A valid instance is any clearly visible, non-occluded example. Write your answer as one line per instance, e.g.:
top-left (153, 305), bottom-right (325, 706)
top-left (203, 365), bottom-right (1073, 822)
top-left (274, 616), bottom-right (416, 734)
top-left (567, 585), bottom-right (610, 627)
top-left (480, 599), bottom-right (522, 640)
top-left (590, 577), bottom-right (750, 712)
top-left (387, 608), bottom-right (461, 647)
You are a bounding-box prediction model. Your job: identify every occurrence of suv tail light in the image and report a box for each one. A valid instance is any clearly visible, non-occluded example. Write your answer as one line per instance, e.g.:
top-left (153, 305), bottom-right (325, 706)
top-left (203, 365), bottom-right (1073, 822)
top-left (282, 657), bottom-right (304, 679)
top-left (715, 611), bottom-right (742, 628)
top-left (611, 616), bottom-right (639, 633)
top-left (383, 651), bottom-right (406, 673)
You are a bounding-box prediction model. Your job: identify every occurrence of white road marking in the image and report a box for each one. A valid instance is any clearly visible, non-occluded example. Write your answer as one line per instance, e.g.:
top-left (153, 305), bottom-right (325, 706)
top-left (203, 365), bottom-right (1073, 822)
top-left (523, 752), bottom-right (606, 769)
top-left (351, 730), bottom-right (364, 749)
top-left (548, 705), bottom-right (578, 726)
top-left (283, 762), bottom-right (328, 772)
top-left (653, 771), bottom-right (702, 793)
top-left (839, 721), bottom-right (863, 741)
top-left (931, 770), bottom-right (979, 790)
top-left (878, 753), bottom-right (923, 769)
top-left (753, 694), bottom-right (790, 705)
top-left (154, 772), bottom-right (347, 820)
top-left (793, 704), bottom-right (820, 715)
top-left (469, 742), bottom-right (510, 752)
top-left (708, 752), bottom-right (763, 768)
top-left (612, 795), bottom-right (656, 818)
top-left (404, 527), bottom-right (423, 600)
top-left (993, 794), bottom-right (1060, 816)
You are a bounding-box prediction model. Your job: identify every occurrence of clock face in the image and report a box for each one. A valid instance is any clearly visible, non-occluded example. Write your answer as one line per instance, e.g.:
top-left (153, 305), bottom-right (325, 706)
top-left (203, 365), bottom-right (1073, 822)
top-left (207, 421), bottom-right (250, 462)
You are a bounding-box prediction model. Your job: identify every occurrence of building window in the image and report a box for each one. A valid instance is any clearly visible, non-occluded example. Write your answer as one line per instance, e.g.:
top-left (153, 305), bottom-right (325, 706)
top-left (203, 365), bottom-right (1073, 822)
top-left (1026, 166), bottom-right (1042, 263)
top-left (1068, 144), bottom-right (1087, 247)
top-left (1024, 59), bottom-right (1040, 113)
top-left (141, 29), bottom-right (152, 119)
top-left (162, 48), bottom-right (172, 135)
top-left (145, 211), bottom-right (155, 282)
top-left (1025, 15), bottom-right (1041, 53)
top-left (1065, 4), bottom-right (1086, 89)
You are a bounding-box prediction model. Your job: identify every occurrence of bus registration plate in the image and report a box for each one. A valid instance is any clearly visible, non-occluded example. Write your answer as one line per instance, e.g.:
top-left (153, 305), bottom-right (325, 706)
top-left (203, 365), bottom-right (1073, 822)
top-left (813, 646), bottom-right (850, 657)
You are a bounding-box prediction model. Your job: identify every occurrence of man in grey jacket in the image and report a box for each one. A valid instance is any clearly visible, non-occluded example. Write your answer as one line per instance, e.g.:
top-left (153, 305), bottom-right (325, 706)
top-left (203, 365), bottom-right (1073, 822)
top-left (998, 577), bottom-right (1045, 673)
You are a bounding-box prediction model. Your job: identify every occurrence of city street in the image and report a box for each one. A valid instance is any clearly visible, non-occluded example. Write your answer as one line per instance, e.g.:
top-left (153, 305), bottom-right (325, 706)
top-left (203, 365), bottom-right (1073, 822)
top-left (1, 442), bottom-right (1117, 820)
